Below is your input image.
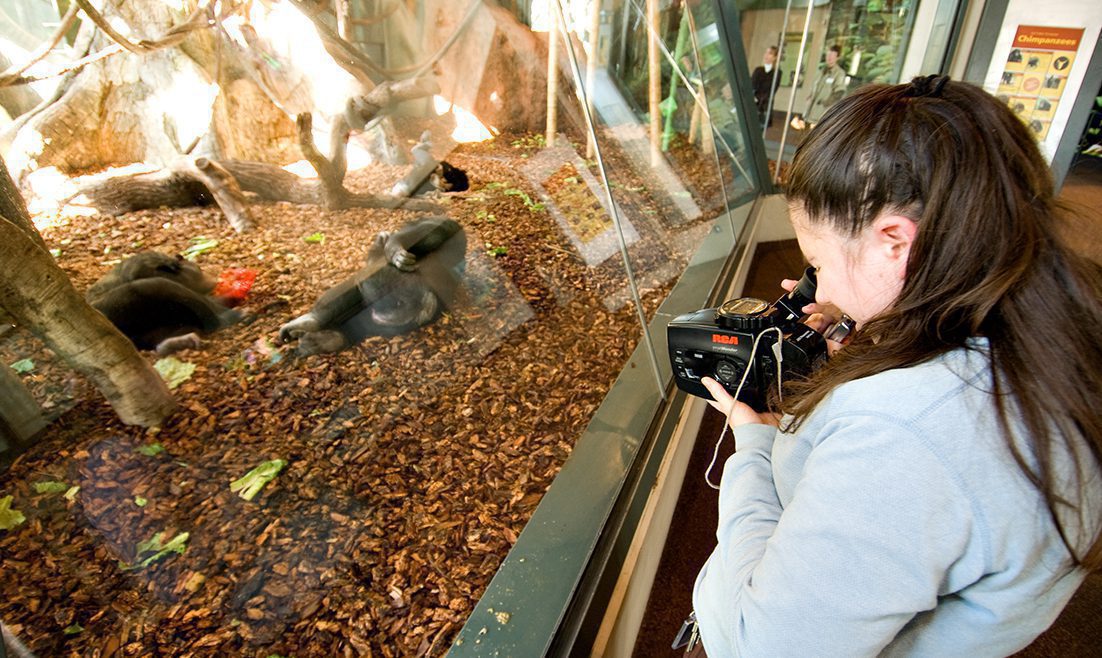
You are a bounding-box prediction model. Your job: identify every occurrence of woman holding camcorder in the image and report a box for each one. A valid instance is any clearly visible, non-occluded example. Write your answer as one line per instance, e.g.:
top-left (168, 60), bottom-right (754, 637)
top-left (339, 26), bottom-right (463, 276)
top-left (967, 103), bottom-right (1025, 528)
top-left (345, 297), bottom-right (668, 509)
top-left (691, 76), bottom-right (1102, 657)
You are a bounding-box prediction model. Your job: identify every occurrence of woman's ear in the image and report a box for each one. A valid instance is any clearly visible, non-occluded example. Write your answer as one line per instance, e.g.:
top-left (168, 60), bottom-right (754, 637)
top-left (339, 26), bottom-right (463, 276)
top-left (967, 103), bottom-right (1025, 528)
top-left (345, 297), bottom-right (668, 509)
top-left (871, 213), bottom-right (917, 274)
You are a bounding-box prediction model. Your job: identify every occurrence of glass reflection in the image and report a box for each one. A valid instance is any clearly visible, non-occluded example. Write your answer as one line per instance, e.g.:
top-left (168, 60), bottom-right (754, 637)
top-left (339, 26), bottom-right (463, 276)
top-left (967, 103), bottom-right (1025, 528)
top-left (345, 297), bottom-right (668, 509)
top-left (0, 0), bottom-right (758, 654)
top-left (741, 0), bottom-right (922, 162)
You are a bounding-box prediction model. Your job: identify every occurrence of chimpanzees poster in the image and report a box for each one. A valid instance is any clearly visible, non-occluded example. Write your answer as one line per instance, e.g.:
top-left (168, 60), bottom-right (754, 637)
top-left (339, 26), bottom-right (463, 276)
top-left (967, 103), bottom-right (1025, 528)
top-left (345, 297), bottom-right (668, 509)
top-left (996, 25), bottom-right (1084, 140)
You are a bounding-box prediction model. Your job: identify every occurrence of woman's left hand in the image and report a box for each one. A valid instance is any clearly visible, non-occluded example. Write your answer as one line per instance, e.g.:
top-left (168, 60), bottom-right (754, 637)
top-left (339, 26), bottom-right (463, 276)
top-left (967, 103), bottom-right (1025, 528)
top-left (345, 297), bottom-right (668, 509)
top-left (701, 377), bottom-right (780, 429)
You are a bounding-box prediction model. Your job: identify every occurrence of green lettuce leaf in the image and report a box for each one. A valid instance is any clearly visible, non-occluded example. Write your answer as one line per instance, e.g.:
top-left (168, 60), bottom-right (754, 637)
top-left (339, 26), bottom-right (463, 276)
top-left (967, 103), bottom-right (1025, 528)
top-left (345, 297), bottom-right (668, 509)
top-left (0, 495), bottom-right (26, 530)
top-left (229, 459), bottom-right (287, 501)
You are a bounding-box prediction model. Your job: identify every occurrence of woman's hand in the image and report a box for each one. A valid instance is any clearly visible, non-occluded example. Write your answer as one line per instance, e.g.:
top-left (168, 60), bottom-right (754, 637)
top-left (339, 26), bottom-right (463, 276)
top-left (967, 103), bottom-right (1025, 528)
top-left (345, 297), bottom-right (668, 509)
top-left (701, 377), bottom-right (780, 429)
top-left (780, 278), bottom-right (848, 356)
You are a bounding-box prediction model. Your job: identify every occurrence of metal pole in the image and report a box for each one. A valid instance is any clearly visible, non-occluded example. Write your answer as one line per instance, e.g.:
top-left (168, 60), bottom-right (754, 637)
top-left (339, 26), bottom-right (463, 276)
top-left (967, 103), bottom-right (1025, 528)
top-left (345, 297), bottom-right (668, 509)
top-left (773, 0), bottom-right (815, 185)
top-left (553, 0), bottom-right (667, 400)
top-left (763, 0), bottom-right (794, 141)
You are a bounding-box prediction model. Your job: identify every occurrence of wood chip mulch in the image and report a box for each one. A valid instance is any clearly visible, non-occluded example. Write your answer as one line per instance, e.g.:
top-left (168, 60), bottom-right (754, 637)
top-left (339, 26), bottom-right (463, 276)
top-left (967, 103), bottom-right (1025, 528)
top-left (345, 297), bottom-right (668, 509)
top-left (0, 129), bottom-right (722, 657)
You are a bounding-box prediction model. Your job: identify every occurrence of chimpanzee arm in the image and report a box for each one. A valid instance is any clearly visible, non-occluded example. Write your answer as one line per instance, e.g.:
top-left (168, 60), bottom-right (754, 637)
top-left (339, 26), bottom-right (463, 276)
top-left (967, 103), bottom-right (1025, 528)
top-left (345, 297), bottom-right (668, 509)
top-left (384, 217), bottom-right (461, 270)
top-left (302, 231), bottom-right (392, 330)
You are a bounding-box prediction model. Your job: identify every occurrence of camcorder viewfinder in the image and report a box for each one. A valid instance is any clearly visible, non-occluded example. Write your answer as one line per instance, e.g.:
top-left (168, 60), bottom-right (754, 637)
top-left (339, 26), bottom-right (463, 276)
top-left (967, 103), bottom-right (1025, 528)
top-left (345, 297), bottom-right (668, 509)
top-left (667, 267), bottom-right (833, 410)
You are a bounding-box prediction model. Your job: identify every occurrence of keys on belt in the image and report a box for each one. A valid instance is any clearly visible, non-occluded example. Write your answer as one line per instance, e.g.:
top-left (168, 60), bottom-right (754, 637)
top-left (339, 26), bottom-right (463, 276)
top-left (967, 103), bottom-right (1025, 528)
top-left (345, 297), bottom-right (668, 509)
top-left (671, 610), bottom-right (700, 652)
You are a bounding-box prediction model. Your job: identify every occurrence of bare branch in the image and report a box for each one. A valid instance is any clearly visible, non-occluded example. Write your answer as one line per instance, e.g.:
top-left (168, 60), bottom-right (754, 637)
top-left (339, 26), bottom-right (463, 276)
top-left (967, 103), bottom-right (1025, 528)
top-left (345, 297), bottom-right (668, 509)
top-left (0, 1), bottom-right (224, 88)
top-left (0, 43), bottom-right (124, 87)
top-left (287, 0), bottom-right (388, 86)
top-left (296, 113), bottom-right (346, 209)
top-left (0, 2), bottom-right (80, 87)
top-left (192, 158), bottom-right (253, 232)
top-left (72, 0), bottom-right (149, 54)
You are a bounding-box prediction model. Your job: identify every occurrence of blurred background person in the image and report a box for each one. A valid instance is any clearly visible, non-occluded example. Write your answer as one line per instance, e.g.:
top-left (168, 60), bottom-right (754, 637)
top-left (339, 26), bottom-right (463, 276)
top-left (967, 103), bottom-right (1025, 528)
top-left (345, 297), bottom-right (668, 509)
top-left (751, 45), bottom-right (781, 127)
top-left (792, 44), bottom-right (848, 131)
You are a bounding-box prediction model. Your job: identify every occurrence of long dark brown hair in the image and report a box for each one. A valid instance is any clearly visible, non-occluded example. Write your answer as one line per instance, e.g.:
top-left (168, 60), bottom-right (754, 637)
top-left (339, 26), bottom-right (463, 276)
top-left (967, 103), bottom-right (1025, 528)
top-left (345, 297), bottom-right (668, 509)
top-left (782, 77), bottom-right (1102, 569)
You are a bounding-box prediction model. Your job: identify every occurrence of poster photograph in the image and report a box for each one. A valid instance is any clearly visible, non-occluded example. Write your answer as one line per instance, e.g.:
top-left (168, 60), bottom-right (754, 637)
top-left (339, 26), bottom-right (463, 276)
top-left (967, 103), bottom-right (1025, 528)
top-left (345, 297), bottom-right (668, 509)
top-left (998, 25), bottom-right (1084, 140)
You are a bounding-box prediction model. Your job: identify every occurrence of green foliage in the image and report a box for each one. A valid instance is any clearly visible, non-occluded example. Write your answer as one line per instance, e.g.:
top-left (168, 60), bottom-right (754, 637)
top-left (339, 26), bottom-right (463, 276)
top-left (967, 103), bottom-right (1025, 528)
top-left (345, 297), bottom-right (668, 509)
top-left (136, 443), bottom-right (165, 457)
top-left (123, 531), bottom-right (189, 570)
top-left (181, 237), bottom-right (219, 261)
top-left (304, 232), bottom-right (325, 244)
top-left (510, 133), bottom-right (546, 149)
top-left (154, 357), bottom-right (196, 389)
top-left (230, 459), bottom-right (287, 501)
top-left (485, 243), bottom-right (509, 258)
top-left (33, 481), bottom-right (69, 495)
top-left (10, 358), bottom-right (34, 374)
top-left (0, 495), bottom-right (25, 530)
top-left (503, 188), bottom-right (545, 212)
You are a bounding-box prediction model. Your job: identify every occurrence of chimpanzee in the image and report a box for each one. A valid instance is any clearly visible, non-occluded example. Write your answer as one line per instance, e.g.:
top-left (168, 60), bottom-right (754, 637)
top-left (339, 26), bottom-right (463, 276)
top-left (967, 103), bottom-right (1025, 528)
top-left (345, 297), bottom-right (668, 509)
top-left (86, 252), bottom-right (244, 355)
top-left (279, 216), bottom-right (466, 355)
top-left (431, 161), bottom-right (469, 194)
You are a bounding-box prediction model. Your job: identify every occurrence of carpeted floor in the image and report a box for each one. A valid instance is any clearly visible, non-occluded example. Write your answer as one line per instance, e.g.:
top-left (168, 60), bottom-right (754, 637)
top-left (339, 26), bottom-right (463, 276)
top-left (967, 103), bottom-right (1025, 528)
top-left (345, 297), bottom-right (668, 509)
top-left (631, 163), bottom-right (1102, 655)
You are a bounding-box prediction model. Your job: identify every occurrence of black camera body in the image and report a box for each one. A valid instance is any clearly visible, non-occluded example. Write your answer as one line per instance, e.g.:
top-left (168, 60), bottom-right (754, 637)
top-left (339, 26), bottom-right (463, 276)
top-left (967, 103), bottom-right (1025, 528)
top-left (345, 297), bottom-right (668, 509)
top-left (667, 267), bottom-right (827, 409)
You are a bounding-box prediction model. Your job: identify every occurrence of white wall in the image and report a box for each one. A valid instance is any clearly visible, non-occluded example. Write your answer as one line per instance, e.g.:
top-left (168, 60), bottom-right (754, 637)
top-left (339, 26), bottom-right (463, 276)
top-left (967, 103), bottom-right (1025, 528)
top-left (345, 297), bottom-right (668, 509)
top-left (981, 0), bottom-right (1102, 161)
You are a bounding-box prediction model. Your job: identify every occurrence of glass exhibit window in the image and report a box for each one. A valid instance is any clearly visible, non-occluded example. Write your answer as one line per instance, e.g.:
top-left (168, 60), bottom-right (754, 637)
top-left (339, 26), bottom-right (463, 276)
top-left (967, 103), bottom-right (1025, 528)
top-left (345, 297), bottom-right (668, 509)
top-left (0, 0), bottom-right (758, 655)
top-left (738, 0), bottom-right (926, 156)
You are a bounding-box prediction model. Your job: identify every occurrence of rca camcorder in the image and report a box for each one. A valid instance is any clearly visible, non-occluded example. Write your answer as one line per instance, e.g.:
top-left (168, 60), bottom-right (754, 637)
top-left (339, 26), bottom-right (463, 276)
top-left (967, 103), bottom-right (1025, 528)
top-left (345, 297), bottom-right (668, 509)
top-left (667, 267), bottom-right (844, 410)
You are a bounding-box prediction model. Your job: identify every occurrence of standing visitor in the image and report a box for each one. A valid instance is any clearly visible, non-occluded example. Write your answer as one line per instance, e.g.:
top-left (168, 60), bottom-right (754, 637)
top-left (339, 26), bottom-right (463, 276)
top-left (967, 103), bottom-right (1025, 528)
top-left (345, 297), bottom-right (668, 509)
top-left (791, 44), bottom-right (847, 131)
top-left (751, 46), bottom-right (782, 127)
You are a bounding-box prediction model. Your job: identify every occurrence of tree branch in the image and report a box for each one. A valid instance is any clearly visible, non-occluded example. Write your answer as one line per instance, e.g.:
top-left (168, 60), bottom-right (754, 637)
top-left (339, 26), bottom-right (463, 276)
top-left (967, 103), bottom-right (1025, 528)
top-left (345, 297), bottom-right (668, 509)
top-left (0, 0), bottom-right (220, 87)
top-left (73, 0), bottom-right (216, 53)
top-left (287, 0), bottom-right (388, 86)
top-left (0, 1), bottom-right (80, 87)
top-left (192, 157), bottom-right (253, 232)
top-left (296, 113), bottom-right (346, 210)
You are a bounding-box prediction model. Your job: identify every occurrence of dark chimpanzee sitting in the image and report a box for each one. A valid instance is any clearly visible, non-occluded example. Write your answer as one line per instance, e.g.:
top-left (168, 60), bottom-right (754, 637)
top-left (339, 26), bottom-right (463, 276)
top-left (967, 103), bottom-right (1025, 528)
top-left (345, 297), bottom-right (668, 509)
top-left (431, 161), bottom-right (469, 194)
top-left (279, 216), bottom-right (466, 355)
top-left (86, 252), bottom-right (244, 355)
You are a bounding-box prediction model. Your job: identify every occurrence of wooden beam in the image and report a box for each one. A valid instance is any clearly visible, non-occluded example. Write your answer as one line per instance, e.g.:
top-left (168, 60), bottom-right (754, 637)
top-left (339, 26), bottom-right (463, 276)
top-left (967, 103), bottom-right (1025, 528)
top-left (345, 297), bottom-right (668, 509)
top-left (647, 0), bottom-right (661, 167)
top-left (546, 26), bottom-right (559, 147)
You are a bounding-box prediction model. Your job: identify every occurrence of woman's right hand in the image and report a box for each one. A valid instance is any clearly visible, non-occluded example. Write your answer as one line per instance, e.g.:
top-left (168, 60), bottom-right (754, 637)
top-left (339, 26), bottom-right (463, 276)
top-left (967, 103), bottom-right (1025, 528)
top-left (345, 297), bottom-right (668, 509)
top-left (780, 278), bottom-right (848, 355)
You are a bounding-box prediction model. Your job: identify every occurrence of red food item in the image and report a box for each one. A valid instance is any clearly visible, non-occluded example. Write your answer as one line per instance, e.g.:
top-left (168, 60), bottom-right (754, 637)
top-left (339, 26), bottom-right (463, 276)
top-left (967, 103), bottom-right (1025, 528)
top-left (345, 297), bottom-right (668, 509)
top-left (213, 268), bottom-right (256, 307)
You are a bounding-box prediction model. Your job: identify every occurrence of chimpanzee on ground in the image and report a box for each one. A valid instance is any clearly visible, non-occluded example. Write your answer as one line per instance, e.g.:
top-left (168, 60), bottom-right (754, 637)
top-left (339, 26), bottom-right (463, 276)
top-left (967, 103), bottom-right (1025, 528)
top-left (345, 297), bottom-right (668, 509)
top-left (431, 162), bottom-right (469, 194)
top-left (279, 216), bottom-right (466, 355)
top-left (86, 252), bottom-right (244, 355)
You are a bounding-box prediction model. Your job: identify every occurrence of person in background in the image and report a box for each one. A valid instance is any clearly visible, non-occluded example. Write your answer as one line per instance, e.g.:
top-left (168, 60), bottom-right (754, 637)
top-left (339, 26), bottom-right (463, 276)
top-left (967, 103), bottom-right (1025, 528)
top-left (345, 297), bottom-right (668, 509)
top-left (791, 44), bottom-right (847, 131)
top-left (691, 76), bottom-right (1102, 656)
top-left (751, 45), bottom-right (782, 128)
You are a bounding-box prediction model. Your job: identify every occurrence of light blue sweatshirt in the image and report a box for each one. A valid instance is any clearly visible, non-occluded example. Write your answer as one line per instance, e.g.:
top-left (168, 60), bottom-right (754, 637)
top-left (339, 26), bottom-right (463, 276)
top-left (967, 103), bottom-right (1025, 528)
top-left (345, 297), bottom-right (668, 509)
top-left (693, 343), bottom-right (1101, 657)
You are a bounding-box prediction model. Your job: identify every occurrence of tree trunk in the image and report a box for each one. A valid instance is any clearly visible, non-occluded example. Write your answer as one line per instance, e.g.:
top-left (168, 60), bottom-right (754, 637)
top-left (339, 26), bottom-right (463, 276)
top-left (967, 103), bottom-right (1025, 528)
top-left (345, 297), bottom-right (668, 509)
top-left (0, 362), bottom-right (46, 452)
top-left (0, 155), bottom-right (175, 428)
top-left (0, 156), bottom-right (45, 251)
top-left (0, 217), bottom-right (176, 427)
